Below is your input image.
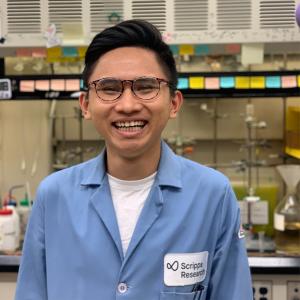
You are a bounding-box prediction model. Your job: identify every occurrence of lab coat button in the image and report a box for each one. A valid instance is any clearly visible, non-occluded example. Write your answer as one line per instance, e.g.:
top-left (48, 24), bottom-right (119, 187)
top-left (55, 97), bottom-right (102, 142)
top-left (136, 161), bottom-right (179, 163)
top-left (117, 282), bottom-right (128, 294)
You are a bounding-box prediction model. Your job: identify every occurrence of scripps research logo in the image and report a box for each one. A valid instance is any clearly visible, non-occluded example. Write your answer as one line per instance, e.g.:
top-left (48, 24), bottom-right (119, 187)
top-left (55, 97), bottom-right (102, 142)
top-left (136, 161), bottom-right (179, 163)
top-left (167, 261), bottom-right (179, 271)
top-left (164, 252), bottom-right (208, 286)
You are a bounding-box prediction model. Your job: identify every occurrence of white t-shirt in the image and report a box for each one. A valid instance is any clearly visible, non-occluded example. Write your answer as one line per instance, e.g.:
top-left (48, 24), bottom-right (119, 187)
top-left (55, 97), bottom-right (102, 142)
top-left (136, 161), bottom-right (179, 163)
top-left (108, 172), bottom-right (156, 255)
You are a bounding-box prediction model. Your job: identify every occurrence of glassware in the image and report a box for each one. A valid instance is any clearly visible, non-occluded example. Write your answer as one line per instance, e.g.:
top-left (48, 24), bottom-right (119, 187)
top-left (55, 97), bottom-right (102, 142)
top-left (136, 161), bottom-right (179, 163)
top-left (274, 165), bottom-right (300, 254)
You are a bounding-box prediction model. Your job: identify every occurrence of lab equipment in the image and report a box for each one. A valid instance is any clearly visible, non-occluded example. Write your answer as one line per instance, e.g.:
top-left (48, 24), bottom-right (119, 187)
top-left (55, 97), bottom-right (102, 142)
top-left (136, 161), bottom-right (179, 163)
top-left (274, 165), bottom-right (300, 254)
top-left (0, 78), bottom-right (12, 99)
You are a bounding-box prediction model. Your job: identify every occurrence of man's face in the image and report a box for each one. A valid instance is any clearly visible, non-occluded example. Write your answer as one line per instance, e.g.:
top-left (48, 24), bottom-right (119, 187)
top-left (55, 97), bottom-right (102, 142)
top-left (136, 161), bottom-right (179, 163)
top-left (80, 46), bottom-right (182, 160)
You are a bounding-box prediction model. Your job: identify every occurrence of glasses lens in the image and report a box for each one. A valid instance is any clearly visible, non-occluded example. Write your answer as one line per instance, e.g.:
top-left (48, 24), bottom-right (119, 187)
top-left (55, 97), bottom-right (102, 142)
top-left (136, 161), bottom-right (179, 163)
top-left (95, 79), bottom-right (122, 101)
top-left (133, 78), bottom-right (160, 100)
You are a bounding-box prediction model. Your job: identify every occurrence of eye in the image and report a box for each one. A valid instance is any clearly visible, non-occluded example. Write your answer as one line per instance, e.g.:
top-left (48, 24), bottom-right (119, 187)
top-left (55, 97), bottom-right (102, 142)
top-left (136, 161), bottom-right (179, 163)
top-left (134, 78), bottom-right (159, 93)
top-left (97, 79), bottom-right (121, 94)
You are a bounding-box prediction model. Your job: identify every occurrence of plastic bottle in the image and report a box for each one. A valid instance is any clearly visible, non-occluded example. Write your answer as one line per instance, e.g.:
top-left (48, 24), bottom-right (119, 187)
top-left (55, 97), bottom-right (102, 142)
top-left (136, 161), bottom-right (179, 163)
top-left (0, 207), bottom-right (19, 251)
top-left (5, 205), bottom-right (20, 250)
top-left (17, 195), bottom-right (31, 242)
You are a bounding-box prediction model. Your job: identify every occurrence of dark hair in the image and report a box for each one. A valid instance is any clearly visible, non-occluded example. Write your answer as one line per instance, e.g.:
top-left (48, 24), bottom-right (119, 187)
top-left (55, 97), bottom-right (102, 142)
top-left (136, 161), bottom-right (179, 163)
top-left (82, 19), bottom-right (178, 93)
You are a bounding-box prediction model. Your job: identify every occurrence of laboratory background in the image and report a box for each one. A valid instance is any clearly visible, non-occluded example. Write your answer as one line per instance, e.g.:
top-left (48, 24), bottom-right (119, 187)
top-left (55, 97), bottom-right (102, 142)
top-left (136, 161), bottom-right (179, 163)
top-left (0, 0), bottom-right (300, 299)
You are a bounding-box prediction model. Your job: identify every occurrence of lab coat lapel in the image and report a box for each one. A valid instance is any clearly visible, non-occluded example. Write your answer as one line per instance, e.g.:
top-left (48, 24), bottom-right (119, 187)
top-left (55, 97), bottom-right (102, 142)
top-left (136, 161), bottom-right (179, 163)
top-left (90, 177), bottom-right (124, 260)
top-left (122, 185), bottom-right (163, 265)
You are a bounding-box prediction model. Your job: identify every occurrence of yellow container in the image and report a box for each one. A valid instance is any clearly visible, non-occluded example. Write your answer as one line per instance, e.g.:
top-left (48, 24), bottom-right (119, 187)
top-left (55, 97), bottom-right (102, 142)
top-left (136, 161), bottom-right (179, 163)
top-left (285, 106), bottom-right (300, 159)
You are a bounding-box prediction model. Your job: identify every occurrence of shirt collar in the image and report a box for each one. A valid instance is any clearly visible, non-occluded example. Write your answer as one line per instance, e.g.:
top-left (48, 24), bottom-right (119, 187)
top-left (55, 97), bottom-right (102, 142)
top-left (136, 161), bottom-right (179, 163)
top-left (80, 140), bottom-right (182, 189)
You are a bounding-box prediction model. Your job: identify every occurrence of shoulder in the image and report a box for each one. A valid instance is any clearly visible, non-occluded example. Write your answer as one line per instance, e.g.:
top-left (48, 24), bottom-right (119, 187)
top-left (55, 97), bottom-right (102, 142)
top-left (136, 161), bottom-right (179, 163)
top-left (178, 155), bottom-right (230, 187)
top-left (38, 156), bottom-right (100, 192)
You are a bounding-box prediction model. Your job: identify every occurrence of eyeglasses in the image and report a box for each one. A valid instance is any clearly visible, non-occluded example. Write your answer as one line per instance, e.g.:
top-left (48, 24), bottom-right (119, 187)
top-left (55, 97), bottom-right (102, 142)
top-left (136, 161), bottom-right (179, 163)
top-left (88, 77), bottom-right (173, 102)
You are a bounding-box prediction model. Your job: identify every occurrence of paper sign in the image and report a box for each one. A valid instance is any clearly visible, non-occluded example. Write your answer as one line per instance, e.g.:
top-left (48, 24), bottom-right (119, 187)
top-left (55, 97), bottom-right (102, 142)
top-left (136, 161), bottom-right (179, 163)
top-left (65, 79), bottom-right (80, 91)
top-left (235, 76), bottom-right (250, 89)
top-left (189, 77), bottom-right (204, 89)
top-left (250, 76), bottom-right (265, 89)
top-left (51, 79), bottom-right (65, 91)
top-left (225, 44), bottom-right (240, 54)
top-left (281, 75), bottom-right (297, 88)
top-left (220, 77), bottom-right (234, 88)
top-left (35, 80), bottom-right (50, 91)
top-left (195, 45), bottom-right (209, 55)
top-left (266, 76), bottom-right (281, 88)
top-left (169, 45), bottom-right (179, 55)
top-left (44, 24), bottom-right (61, 48)
top-left (177, 78), bottom-right (189, 89)
top-left (241, 43), bottom-right (264, 65)
top-left (239, 201), bottom-right (269, 224)
top-left (47, 47), bottom-right (62, 62)
top-left (77, 47), bottom-right (87, 58)
top-left (80, 79), bottom-right (85, 90)
top-left (162, 32), bottom-right (173, 43)
top-left (179, 45), bottom-right (194, 56)
top-left (62, 47), bottom-right (78, 57)
top-left (205, 77), bottom-right (220, 89)
top-left (16, 48), bottom-right (32, 57)
top-left (239, 201), bottom-right (248, 224)
top-left (31, 48), bottom-right (47, 58)
top-left (20, 80), bottom-right (35, 92)
top-left (251, 201), bottom-right (269, 224)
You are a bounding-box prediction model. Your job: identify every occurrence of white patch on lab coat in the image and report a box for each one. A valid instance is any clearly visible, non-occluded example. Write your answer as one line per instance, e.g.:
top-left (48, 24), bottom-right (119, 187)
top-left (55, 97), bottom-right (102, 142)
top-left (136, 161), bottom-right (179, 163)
top-left (164, 252), bottom-right (208, 286)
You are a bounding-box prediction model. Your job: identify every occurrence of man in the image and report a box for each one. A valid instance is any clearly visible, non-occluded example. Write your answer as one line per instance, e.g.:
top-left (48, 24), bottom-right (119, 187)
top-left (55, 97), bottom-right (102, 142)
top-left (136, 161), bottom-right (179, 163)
top-left (15, 20), bottom-right (253, 300)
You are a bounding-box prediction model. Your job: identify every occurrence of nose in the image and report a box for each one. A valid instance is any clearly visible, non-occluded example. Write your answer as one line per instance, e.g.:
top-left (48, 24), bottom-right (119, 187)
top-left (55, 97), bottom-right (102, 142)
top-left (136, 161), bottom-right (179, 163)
top-left (114, 85), bottom-right (143, 114)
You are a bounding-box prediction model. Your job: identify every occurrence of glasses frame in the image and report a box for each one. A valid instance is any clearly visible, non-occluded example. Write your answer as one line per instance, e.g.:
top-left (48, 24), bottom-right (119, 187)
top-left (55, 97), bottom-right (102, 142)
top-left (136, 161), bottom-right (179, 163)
top-left (87, 76), bottom-right (174, 103)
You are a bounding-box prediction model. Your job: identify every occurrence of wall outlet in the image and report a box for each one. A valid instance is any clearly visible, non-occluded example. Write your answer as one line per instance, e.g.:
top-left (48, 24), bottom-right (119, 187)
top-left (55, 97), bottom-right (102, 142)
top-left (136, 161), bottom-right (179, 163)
top-left (253, 280), bottom-right (272, 300)
top-left (287, 281), bottom-right (300, 300)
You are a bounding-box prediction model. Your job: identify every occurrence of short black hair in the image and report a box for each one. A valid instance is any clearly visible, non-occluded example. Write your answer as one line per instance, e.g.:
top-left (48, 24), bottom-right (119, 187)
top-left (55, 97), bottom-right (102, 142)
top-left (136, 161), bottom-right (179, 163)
top-left (82, 19), bottom-right (178, 93)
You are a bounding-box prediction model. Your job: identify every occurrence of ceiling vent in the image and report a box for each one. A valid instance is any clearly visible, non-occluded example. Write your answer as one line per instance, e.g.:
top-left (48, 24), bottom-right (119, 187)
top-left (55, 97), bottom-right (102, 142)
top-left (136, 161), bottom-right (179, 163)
top-left (6, 0), bottom-right (41, 34)
top-left (217, 0), bottom-right (252, 30)
top-left (260, 0), bottom-right (295, 28)
top-left (90, 0), bottom-right (123, 33)
top-left (174, 0), bottom-right (209, 31)
top-left (48, 0), bottom-right (82, 32)
top-left (131, 0), bottom-right (166, 31)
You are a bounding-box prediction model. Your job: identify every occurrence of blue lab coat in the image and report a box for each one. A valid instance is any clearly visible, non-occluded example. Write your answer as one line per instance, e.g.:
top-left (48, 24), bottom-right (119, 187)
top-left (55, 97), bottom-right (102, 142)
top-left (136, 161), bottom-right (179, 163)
top-left (15, 141), bottom-right (252, 300)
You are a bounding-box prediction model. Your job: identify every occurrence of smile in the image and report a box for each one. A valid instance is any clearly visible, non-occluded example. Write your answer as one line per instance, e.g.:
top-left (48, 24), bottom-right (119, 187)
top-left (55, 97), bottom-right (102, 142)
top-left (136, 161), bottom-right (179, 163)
top-left (113, 120), bottom-right (147, 131)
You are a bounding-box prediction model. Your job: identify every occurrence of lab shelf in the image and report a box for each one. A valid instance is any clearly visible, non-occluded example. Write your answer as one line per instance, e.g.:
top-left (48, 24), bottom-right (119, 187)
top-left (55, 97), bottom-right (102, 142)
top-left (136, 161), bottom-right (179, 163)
top-left (248, 254), bottom-right (300, 275)
top-left (1, 70), bottom-right (300, 100)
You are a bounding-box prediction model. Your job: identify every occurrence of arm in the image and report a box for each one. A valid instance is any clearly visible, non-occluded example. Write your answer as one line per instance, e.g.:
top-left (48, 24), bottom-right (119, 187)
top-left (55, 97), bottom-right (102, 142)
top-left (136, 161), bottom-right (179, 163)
top-left (15, 186), bottom-right (47, 300)
top-left (207, 183), bottom-right (253, 300)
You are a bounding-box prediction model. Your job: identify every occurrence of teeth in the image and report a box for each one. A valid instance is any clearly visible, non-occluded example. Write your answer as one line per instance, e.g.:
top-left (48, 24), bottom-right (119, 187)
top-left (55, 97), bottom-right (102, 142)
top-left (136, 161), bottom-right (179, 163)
top-left (115, 121), bottom-right (145, 128)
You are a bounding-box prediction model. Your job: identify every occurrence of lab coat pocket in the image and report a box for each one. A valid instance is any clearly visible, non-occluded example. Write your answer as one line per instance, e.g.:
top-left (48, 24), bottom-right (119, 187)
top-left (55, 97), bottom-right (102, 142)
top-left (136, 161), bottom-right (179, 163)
top-left (160, 288), bottom-right (206, 300)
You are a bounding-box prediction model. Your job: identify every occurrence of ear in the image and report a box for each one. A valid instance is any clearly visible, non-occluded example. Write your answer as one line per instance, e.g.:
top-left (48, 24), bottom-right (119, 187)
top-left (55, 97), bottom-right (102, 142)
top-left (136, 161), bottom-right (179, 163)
top-left (169, 90), bottom-right (183, 119)
top-left (79, 92), bottom-right (92, 120)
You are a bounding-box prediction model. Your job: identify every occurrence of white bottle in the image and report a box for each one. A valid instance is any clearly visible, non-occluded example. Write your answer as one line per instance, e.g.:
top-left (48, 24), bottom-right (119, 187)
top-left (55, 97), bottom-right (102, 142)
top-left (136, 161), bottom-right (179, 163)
top-left (6, 205), bottom-right (20, 250)
top-left (0, 207), bottom-right (19, 251)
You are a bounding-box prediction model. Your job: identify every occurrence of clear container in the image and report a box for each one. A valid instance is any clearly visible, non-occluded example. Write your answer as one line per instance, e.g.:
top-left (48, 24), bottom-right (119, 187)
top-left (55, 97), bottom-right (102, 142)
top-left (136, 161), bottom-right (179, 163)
top-left (17, 198), bottom-right (31, 242)
top-left (274, 165), bottom-right (300, 254)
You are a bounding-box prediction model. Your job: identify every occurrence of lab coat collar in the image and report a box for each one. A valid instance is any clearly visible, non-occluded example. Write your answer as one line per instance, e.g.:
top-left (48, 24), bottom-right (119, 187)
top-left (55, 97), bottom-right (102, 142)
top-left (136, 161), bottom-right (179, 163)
top-left (80, 140), bottom-right (182, 189)
top-left (80, 151), bottom-right (106, 186)
top-left (156, 141), bottom-right (182, 189)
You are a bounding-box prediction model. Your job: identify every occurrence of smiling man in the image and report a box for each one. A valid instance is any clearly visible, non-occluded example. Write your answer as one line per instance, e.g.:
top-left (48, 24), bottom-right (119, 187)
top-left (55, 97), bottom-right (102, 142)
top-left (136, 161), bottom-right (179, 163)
top-left (15, 20), bottom-right (253, 300)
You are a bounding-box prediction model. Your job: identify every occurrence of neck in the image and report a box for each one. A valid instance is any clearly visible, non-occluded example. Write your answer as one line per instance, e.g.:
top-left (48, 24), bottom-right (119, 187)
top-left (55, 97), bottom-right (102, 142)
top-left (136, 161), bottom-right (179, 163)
top-left (106, 143), bottom-right (161, 180)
